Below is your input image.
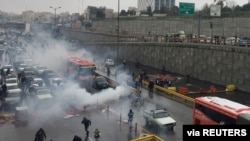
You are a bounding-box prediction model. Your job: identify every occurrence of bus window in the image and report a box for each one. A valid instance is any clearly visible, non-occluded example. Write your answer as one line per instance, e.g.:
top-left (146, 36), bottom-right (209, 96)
top-left (194, 103), bottom-right (236, 125)
top-left (79, 67), bottom-right (96, 75)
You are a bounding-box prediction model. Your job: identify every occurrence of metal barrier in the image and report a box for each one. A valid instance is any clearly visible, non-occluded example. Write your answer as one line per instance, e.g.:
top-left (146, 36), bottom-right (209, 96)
top-left (142, 80), bottom-right (195, 106)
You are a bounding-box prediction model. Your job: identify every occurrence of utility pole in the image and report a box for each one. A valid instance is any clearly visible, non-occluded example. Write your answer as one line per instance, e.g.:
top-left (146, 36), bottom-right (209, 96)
top-left (49, 6), bottom-right (61, 31)
top-left (117, 0), bottom-right (120, 64)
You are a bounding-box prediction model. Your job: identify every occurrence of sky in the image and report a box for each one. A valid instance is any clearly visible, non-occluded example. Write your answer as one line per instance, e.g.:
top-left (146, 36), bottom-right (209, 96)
top-left (0, 0), bottom-right (249, 14)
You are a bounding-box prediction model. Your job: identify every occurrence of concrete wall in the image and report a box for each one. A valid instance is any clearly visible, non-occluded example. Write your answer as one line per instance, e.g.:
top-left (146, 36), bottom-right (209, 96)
top-left (89, 17), bottom-right (250, 37)
top-left (61, 29), bottom-right (250, 93)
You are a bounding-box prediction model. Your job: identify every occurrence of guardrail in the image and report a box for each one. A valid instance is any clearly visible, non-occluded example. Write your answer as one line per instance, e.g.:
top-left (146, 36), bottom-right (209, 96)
top-left (142, 80), bottom-right (195, 107)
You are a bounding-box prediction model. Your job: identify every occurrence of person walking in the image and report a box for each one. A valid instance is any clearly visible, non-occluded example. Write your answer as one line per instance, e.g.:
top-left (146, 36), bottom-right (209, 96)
top-left (128, 109), bottom-right (134, 128)
top-left (148, 80), bottom-right (154, 93)
top-left (107, 67), bottom-right (110, 77)
top-left (34, 128), bottom-right (46, 141)
top-left (93, 128), bottom-right (101, 141)
top-left (81, 117), bottom-right (91, 136)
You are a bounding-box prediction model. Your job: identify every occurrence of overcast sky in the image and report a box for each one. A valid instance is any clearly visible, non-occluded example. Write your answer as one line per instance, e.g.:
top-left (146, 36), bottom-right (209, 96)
top-left (0, 0), bottom-right (248, 14)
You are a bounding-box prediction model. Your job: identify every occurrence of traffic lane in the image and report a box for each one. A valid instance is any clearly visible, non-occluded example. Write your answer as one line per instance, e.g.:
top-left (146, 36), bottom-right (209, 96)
top-left (106, 88), bottom-right (193, 141)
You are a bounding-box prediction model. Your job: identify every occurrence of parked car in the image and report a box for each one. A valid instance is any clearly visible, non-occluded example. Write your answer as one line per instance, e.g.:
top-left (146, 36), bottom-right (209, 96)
top-left (92, 76), bottom-right (109, 89)
top-left (192, 34), bottom-right (207, 43)
top-left (225, 36), bottom-right (240, 46)
top-left (239, 37), bottom-right (250, 47)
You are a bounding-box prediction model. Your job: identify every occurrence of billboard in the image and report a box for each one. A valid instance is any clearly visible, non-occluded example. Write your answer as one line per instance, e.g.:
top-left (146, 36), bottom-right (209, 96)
top-left (210, 4), bottom-right (221, 16)
top-left (179, 2), bottom-right (195, 16)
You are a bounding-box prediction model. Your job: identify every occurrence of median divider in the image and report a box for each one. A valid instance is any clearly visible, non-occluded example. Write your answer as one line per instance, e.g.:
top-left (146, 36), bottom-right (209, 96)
top-left (142, 80), bottom-right (195, 106)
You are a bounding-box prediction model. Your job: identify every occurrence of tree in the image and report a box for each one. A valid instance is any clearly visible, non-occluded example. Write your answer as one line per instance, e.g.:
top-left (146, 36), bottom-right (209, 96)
top-left (120, 10), bottom-right (127, 16)
top-left (214, 0), bottom-right (226, 7)
top-left (78, 15), bottom-right (85, 26)
top-left (201, 3), bottom-right (210, 14)
top-left (127, 10), bottom-right (136, 16)
top-left (241, 3), bottom-right (250, 11)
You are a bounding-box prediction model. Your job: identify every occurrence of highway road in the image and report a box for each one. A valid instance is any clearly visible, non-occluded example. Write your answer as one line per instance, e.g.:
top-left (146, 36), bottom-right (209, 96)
top-left (0, 44), bottom-right (193, 141)
top-left (0, 34), bottom-right (225, 141)
top-left (0, 86), bottom-right (192, 141)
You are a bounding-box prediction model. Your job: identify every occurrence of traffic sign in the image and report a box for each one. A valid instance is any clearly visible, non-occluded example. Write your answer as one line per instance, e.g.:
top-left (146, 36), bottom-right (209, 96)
top-left (179, 2), bottom-right (195, 16)
top-left (210, 4), bottom-right (221, 16)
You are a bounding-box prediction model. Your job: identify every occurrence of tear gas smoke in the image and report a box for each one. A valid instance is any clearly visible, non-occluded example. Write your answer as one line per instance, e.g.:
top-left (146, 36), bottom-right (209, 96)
top-left (24, 35), bottom-right (132, 126)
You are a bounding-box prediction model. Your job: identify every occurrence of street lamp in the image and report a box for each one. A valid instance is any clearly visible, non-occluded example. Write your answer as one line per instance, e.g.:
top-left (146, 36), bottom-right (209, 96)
top-left (117, 0), bottom-right (120, 65)
top-left (49, 6), bottom-right (61, 30)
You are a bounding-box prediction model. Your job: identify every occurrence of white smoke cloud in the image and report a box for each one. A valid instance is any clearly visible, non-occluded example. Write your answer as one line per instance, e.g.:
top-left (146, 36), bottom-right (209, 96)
top-left (23, 33), bottom-right (132, 126)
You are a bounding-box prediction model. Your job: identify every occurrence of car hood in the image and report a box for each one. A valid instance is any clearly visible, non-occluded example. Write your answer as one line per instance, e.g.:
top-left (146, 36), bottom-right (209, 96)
top-left (8, 88), bottom-right (22, 94)
top-left (37, 94), bottom-right (53, 100)
top-left (155, 117), bottom-right (176, 126)
top-left (5, 96), bottom-right (20, 103)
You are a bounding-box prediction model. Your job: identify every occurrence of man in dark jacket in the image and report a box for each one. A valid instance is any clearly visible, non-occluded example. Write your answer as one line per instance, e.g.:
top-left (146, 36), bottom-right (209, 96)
top-left (81, 117), bottom-right (91, 136)
top-left (148, 80), bottom-right (154, 93)
top-left (72, 135), bottom-right (82, 141)
top-left (34, 128), bottom-right (46, 141)
top-left (1, 83), bottom-right (7, 97)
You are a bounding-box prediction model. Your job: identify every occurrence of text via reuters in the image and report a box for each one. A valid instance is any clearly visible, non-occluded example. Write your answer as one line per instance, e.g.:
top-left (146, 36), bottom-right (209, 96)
top-left (183, 125), bottom-right (250, 140)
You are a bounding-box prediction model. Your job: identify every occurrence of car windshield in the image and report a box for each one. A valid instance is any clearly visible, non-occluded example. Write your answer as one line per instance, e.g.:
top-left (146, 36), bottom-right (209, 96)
top-left (38, 66), bottom-right (47, 70)
top-left (7, 93), bottom-right (20, 98)
top-left (3, 65), bottom-right (12, 69)
top-left (25, 71), bottom-right (35, 76)
top-left (47, 73), bottom-right (58, 78)
top-left (7, 85), bottom-right (19, 89)
top-left (52, 79), bottom-right (63, 84)
top-left (20, 64), bottom-right (27, 67)
top-left (37, 89), bottom-right (51, 95)
top-left (79, 67), bottom-right (96, 75)
top-left (6, 79), bottom-right (17, 83)
top-left (154, 111), bottom-right (171, 118)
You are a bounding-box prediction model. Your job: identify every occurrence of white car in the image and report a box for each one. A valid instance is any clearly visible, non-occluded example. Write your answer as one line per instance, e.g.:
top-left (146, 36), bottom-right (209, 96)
top-left (32, 77), bottom-right (46, 87)
top-left (5, 78), bottom-right (18, 84)
top-left (143, 108), bottom-right (176, 130)
top-left (17, 64), bottom-right (27, 72)
top-left (2, 64), bottom-right (14, 74)
top-left (5, 83), bottom-right (22, 104)
top-left (105, 59), bottom-right (115, 66)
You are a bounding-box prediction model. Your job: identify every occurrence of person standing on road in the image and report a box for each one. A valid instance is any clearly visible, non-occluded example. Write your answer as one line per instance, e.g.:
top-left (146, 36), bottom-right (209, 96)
top-left (81, 117), bottom-right (91, 136)
top-left (107, 67), bottom-right (110, 77)
top-left (148, 80), bottom-right (154, 93)
top-left (128, 109), bottom-right (134, 128)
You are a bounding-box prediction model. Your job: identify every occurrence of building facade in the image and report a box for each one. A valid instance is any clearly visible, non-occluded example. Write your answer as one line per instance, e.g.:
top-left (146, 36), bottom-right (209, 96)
top-left (138, 0), bottom-right (175, 12)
